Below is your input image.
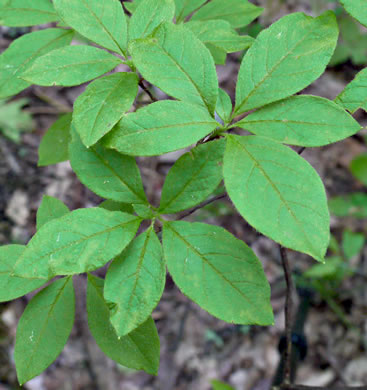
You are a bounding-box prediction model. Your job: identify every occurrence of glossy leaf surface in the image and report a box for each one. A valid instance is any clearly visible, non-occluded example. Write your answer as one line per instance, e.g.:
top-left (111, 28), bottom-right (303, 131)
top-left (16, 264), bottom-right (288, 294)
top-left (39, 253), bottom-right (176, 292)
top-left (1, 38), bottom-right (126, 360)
top-left (103, 100), bottom-right (219, 156)
top-left (0, 0), bottom-right (58, 26)
top-left (69, 131), bottom-right (147, 204)
top-left (87, 274), bottom-right (160, 375)
top-left (129, 22), bottom-right (218, 114)
top-left (223, 135), bottom-right (329, 261)
top-left (0, 28), bottom-right (73, 98)
top-left (53, 0), bottom-right (128, 55)
top-left (235, 12), bottom-right (338, 114)
top-left (163, 221), bottom-right (274, 325)
top-left (13, 208), bottom-right (141, 279)
top-left (15, 277), bottom-right (75, 385)
top-left (73, 72), bottom-right (138, 147)
top-left (129, 0), bottom-right (175, 41)
top-left (38, 113), bottom-right (71, 166)
top-left (0, 245), bottom-right (45, 302)
top-left (36, 196), bottom-right (69, 230)
top-left (159, 139), bottom-right (225, 214)
top-left (22, 46), bottom-right (121, 87)
top-left (238, 95), bottom-right (361, 146)
top-left (104, 228), bottom-right (165, 337)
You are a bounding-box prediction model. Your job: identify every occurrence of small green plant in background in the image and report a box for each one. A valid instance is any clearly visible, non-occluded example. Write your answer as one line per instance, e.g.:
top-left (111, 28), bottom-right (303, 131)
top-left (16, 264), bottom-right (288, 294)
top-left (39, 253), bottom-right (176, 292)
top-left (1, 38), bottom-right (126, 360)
top-left (0, 0), bottom-right (366, 385)
top-left (0, 99), bottom-right (33, 142)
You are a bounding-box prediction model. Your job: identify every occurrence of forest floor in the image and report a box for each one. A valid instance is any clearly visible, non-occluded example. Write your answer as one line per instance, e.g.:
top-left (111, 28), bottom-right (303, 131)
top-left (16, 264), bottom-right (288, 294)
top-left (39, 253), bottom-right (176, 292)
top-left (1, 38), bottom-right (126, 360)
top-left (0, 1), bottom-right (366, 389)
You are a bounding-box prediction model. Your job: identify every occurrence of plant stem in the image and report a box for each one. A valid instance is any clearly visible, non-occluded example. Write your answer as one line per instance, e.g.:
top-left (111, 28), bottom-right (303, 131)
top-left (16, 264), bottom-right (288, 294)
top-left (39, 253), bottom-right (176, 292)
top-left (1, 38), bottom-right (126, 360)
top-left (139, 79), bottom-right (157, 102)
top-left (279, 245), bottom-right (294, 385)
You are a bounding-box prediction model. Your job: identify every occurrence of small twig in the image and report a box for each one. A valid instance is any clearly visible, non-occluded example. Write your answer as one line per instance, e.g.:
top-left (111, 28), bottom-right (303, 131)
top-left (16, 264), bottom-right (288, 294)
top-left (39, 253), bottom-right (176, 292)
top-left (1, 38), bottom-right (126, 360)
top-left (279, 245), bottom-right (294, 385)
top-left (298, 147), bottom-right (306, 155)
top-left (32, 87), bottom-right (72, 113)
top-left (139, 79), bottom-right (157, 102)
top-left (178, 193), bottom-right (227, 220)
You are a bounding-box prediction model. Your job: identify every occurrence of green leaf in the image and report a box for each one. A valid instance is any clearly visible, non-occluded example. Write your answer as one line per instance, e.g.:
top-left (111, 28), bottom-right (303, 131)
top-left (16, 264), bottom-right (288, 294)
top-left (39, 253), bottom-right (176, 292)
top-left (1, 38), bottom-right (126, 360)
top-left (304, 256), bottom-right (343, 279)
top-left (53, 0), bottom-right (128, 55)
top-left (186, 20), bottom-right (254, 53)
top-left (22, 45), bottom-right (121, 87)
top-left (174, 0), bottom-right (206, 23)
top-left (0, 245), bottom-right (45, 302)
top-left (69, 130), bottom-right (147, 204)
top-left (163, 221), bottom-right (273, 325)
top-left (87, 274), bottom-right (160, 375)
top-left (235, 12), bottom-right (338, 115)
top-left (36, 196), bottom-right (69, 230)
top-left (0, 98), bottom-right (34, 142)
top-left (237, 95), bottom-right (361, 146)
top-left (124, 0), bottom-right (144, 13)
top-left (38, 113), bottom-right (72, 166)
top-left (133, 204), bottom-right (155, 219)
top-left (216, 89), bottom-right (232, 125)
top-left (73, 73), bottom-right (138, 147)
top-left (335, 68), bottom-right (367, 113)
top-left (0, 0), bottom-right (58, 26)
top-left (211, 379), bottom-right (235, 390)
top-left (99, 200), bottom-right (134, 214)
top-left (13, 208), bottom-right (141, 279)
top-left (129, 22), bottom-right (218, 114)
top-left (0, 28), bottom-right (73, 99)
top-left (103, 100), bottom-right (219, 156)
top-left (223, 135), bottom-right (330, 261)
top-left (190, 0), bottom-right (263, 28)
top-left (342, 229), bottom-right (365, 260)
top-left (206, 43), bottom-right (227, 65)
top-left (15, 277), bottom-right (74, 385)
top-left (128, 0), bottom-right (175, 41)
top-left (328, 193), bottom-right (367, 218)
top-left (104, 227), bottom-right (165, 337)
top-left (350, 153), bottom-right (367, 186)
top-left (339, 0), bottom-right (367, 27)
top-left (159, 139), bottom-right (225, 214)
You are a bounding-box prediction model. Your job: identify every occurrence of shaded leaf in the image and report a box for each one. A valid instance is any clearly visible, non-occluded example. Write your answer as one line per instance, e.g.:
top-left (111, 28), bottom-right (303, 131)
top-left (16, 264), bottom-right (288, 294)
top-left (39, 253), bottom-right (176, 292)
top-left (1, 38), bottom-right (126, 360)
top-left (328, 193), bottom-right (367, 218)
top-left (237, 95), bottom-right (361, 146)
top-left (335, 68), bottom-right (367, 113)
top-left (38, 113), bottom-right (71, 166)
top-left (350, 153), bottom-right (367, 186)
top-left (0, 245), bottom-right (45, 302)
top-left (22, 46), bottom-right (121, 87)
top-left (163, 221), bottom-right (273, 324)
top-left (216, 89), bottom-right (232, 125)
top-left (223, 135), bottom-right (329, 261)
top-left (99, 200), bottom-right (134, 214)
top-left (235, 12), bottom-right (338, 115)
top-left (0, 28), bottom-right (73, 98)
top-left (342, 230), bottom-right (365, 260)
top-left (36, 196), bottom-right (69, 230)
top-left (0, 0), bottom-right (58, 26)
top-left (104, 228), bottom-right (165, 337)
top-left (103, 100), bottom-right (219, 156)
top-left (129, 22), bottom-right (218, 114)
top-left (186, 20), bottom-right (254, 53)
top-left (211, 379), bottom-right (236, 390)
top-left (0, 98), bottom-right (33, 142)
top-left (191, 0), bottom-right (263, 28)
top-left (73, 72), bottom-right (138, 147)
top-left (128, 0), bottom-right (175, 41)
top-left (87, 274), bottom-right (160, 375)
top-left (13, 208), bottom-right (141, 279)
top-left (174, 0), bottom-right (206, 23)
top-left (159, 139), bottom-right (225, 214)
top-left (69, 130), bottom-right (147, 204)
top-left (53, 0), bottom-right (128, 55)
top-left (15, 277), bottom-right (75, 385)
